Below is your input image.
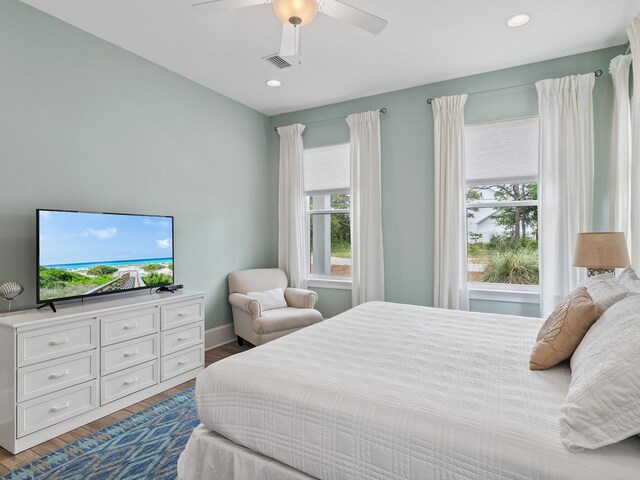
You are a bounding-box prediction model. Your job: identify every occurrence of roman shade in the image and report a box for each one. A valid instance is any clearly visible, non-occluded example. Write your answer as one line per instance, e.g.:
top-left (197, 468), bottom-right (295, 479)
top-left (303, 143), bottom-right (350, 195)
top-left (465, 116), bottom-right (539, 186)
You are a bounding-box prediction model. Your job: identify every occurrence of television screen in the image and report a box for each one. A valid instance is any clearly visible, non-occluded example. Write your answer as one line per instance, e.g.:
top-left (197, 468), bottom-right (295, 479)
top-left (37, 210), bottom-right (174, 303)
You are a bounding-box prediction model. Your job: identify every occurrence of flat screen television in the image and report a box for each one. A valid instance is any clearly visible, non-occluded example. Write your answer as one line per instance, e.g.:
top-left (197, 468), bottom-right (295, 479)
top-left (37, 209), bottom-right (174, 306)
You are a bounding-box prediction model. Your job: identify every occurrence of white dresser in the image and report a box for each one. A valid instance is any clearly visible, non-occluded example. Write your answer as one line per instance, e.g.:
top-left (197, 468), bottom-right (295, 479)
top-left (0, 290), bottom-right (205, 454)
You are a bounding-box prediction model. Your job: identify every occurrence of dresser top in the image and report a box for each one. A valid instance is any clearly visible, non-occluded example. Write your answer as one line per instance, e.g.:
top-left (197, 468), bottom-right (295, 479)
top-left (0, 290), bottom-right (204, 329)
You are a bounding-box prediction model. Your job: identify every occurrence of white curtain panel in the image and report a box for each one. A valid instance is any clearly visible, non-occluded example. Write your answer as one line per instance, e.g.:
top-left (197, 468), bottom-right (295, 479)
top-left (432, 95), bottom-right (469, 311)
top-left (277, 124), bottom-right (307, 289)
top-left (536, 74), bottom-right (595, 317)
top-left (628, 16), bottom-right (640, 269)
top-left (609, 54), bottom-right (633, 254)
top-left (346, 110), bottom-right (385, 306)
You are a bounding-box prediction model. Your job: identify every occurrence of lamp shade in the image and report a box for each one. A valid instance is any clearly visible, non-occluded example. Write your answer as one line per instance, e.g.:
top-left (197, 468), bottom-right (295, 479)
top-left (573, 232), bottom-right (630, 269)
top-left (272, 0), bottom-right (319, 26)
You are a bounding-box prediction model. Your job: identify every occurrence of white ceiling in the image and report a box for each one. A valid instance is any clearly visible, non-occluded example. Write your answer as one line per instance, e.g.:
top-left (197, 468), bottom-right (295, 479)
top-left (19, 0), bottom-right (640, 116)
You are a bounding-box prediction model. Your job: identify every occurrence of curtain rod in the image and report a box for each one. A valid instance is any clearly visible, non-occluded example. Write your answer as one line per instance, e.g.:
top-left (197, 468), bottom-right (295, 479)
top-left (426, 69), bottom-right (604, 105)
top-left (273, 107), bottom-right (387, 132)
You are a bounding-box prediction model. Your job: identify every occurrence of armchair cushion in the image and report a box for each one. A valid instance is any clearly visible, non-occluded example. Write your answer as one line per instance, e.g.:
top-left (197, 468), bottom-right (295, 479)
top-left (247, 288), bottom-right (287, 311)
top-left (228, 293), bottom-right (262, 319)
top-left (285, 288), bottom-right (319, 309)
top-left (253, 307), bottom-right (323, 335)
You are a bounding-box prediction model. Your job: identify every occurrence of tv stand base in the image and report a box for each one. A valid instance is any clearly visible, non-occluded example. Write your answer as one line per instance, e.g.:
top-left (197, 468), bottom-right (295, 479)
top-left (37, 302), bottom-right (56, 313)
top-left (156, 284), bottom-right (184, 293)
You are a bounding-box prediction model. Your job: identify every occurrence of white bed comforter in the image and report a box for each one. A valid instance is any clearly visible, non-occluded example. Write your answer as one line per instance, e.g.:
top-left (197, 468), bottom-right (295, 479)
top-left (196, 301), bottom-right (640, 479)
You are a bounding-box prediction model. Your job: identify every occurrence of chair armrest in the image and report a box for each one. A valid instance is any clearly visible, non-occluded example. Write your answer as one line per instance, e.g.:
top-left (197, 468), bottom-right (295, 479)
top-left (284, 288), bottom-right (318, 309)
top-left (229, 293), bottom-right (261, 319)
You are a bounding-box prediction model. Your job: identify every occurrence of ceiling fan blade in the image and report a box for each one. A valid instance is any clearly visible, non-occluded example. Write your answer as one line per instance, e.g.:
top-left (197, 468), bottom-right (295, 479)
top-left (279, 25), bottom-right (299, 57)
top-left (320, 0), bottom-right (387, 34)
top-left (192, 0), bottom-right (270, 15)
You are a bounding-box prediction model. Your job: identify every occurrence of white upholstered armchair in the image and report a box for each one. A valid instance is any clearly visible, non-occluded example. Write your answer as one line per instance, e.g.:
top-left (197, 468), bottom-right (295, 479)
top-left (228, 268), bottom-right (323, 346)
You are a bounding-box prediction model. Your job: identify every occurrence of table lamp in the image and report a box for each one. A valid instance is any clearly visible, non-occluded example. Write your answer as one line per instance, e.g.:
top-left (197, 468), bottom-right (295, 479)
top-left (573, 232), bottom-right (630, 277)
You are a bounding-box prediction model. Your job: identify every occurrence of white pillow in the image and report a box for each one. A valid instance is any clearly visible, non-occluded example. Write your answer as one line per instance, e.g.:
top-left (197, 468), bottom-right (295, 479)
top-left (560, 294), bottom-right (640, 451)
top-left (576, 272), bottom-right (613, 288)
top-left (578, 276), bottom-right (628, 312)
top-left (246, 288), bottom-right (287, 311)
top-left (616, 266), bottom-right (640, 293)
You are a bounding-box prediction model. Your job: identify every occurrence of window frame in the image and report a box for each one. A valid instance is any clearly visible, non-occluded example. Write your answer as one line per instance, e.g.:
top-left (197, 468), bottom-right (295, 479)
top-left (465, 116), bottom-right (540, 303)
top-left (468, 282), bottom-right (540, 303)
top-left (303, 143), bottom-right (353, 288)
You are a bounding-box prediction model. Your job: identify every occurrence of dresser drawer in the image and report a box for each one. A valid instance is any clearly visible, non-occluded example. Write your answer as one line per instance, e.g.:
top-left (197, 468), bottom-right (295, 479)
top-left (101, 360), bottom-right (158, 405)
top-left (17, 318), bottom-right (97, 367)
top-left (161, 322), bottom-right (204, 356)
top-left (101, 308), bottom-right (159, 346)
top-left (161, 344), bottom-right (204, 382)
top-left (101, 333), bottom-right (159, 376)
top-left (161, 299), bottom-right (203, 330)
top-left (17, 381), bottom-right (97, 438)
top-left (18, 350), bottom-right (97, 403)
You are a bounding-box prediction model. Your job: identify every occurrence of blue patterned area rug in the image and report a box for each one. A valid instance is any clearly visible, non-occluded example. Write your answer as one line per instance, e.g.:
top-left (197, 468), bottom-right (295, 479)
top-left (2, 387), bottom-right (198, 480)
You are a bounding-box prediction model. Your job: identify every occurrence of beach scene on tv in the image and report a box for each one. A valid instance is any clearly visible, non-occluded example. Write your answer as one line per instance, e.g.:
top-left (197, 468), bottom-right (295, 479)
top-left (38, 210), bottom-right (174, 301)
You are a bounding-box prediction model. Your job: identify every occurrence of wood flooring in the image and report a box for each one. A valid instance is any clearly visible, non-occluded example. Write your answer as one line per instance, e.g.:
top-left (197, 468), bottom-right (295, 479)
top-left (0, 341), bottom-right (251, 474)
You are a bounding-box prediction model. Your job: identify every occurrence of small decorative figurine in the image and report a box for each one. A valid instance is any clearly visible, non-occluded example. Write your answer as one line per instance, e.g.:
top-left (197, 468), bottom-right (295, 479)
top-left (0, 282), bottom-right (24, 312)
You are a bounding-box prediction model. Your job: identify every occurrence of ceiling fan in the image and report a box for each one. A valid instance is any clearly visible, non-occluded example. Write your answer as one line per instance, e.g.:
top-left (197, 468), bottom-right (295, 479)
top-left (192, 0), bottom-right (388, 58)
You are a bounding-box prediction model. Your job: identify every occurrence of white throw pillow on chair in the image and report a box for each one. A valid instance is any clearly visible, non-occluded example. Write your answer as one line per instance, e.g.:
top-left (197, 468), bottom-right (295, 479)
top-left (247, 288), bottom-right (288, 311)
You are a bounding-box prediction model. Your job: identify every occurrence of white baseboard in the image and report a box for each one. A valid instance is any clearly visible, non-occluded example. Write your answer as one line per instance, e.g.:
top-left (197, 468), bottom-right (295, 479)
top-left (205, 323), bottom-right (236, 350)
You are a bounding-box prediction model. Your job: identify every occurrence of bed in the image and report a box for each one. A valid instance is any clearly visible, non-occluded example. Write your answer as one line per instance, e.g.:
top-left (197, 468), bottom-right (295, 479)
top-left (178, 301), bottom-right (640, 479)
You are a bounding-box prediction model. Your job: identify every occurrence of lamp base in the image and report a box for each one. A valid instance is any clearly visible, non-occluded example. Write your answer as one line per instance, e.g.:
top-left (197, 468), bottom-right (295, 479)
top-left (587, 268), bottom-right (615, 277)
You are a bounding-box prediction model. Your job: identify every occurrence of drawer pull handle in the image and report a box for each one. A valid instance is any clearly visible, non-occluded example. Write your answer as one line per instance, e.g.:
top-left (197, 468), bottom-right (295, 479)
top-left (49, 338), bottom-right (69, 346)
top-left (178, 358), bottom-right (190, 365)
top-left (178, 334), bottom-right (190, 341)
top-left (50, 402), bottom-right (70, 412)
top-left (123, 376), bottom-right (138, 385)
top-left (124, 349), bottom-right (138, 357)
top-left (123, 322), bottom-right (138, 330)
top-left (177, 312), bottom-right (188, 317)
top-left (49, 369), bottom-right (70, 379)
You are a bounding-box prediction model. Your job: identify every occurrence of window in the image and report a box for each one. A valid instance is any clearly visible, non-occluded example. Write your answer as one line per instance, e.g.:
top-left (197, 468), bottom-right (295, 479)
top-left (303, 144), bottom-right (352, 283)
top-left (465, 117), bottom-right (539, 291)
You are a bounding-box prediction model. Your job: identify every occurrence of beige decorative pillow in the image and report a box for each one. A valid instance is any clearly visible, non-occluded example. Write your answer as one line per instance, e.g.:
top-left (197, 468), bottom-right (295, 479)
top-left (529, 288), bottom-right (600, 370)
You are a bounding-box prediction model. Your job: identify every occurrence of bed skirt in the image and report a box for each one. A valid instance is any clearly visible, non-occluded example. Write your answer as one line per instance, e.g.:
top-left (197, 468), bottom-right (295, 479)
top-left (177, 424), bottom-right (313, 480)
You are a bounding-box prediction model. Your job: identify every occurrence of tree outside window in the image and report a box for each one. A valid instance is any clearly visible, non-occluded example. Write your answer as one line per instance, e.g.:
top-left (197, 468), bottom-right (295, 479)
top-left (467, 183), bottom-right (539, 285)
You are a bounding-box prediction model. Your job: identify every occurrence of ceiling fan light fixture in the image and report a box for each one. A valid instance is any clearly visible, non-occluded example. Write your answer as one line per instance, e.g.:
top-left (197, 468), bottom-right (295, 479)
top-left (272, 0), bottom-right (319, 27)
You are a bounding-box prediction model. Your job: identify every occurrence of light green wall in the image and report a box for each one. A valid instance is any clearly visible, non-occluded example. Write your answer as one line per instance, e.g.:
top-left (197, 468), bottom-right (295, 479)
top-left (270, 45), bottom-right (625, 319)
top-left (0, 0), bottom-right (624, 326)
top-left (0, 0), bottom-right (277, 329)
top-left (307, 287), bottom-right (351, 319)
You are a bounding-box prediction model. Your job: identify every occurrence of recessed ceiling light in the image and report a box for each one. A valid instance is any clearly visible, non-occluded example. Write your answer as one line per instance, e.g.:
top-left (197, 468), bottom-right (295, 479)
top-left (506, 13), bottom-right (530, 28)
top-left (266, 80), bottom-right (282, 87)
